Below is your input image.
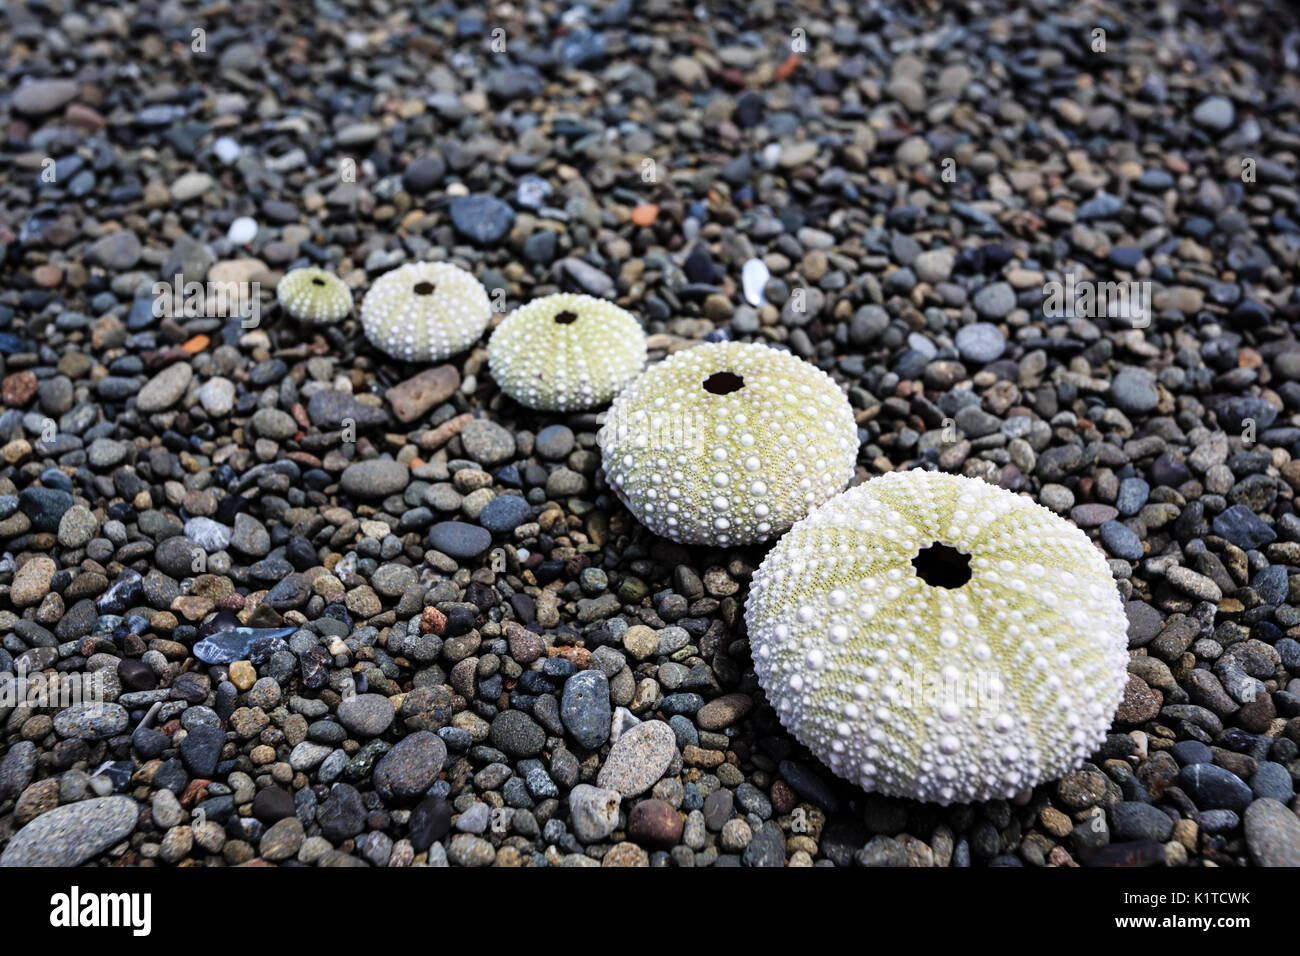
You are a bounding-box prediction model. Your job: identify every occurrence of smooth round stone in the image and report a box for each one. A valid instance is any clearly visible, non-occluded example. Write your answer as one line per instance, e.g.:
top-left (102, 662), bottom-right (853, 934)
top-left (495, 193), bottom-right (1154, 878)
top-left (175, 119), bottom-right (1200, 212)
top-left (971, 283), bottom-right (1016, 320)
top-left (403, 154), bottom-right (446, 193)
top-left (1193, 95), bottom-right (1235, 131)
top-left (489, 710), bottom-right (546, 757)
top-left (19, 487), bottom-right (74, 532)
top-left (371, 563), bottom-right (418, 598)
top-left (337, 694), bottom-right (395, 738)
top-left (1111, 367), bottom-right (1159, 414)
top-left (448, 195), bottom-right (515, 245)
top-left (227, 216), bottom-right (258, 244)
top-left (954, 322), bottom-right (1006, 362)
top-left (340, 459), bottom-right (409, 498)
top-left (428, 521), bottom-right (491, 559)
top-left (373, 731), bottom-right (447, 802)
top-left (459, 419), bottom-right (516, 466)
top-left (479, 495), bottom-right (532, 534)
top-left (1069, 504), bottom-right (1118, 528)
top-left (1250, 762), bottom-right (1294, 802)
top-left (535, 424), bottom-right (575, 459)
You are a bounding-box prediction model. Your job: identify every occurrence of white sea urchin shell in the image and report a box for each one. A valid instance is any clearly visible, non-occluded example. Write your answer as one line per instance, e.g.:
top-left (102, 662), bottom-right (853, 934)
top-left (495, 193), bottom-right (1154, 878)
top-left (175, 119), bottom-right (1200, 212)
top-left (598, 341), bottom-right (858, 546)
top-left (276, 267), bottom-right (353, 324)
top-left (360, 261), bottom-right (491, 362)
top-left (744, 469), bottom-right (1130, 805)
top-left (488, 293), bottom-right (647, 411)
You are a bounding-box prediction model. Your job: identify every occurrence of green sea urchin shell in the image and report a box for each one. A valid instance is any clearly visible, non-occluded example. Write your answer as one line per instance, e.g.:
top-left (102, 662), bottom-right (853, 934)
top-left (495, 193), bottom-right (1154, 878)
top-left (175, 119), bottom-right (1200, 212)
top-left (744, 470), bottom-right (1129, 806)
top-left (488, 293), bottom-right (647, 411)
top-left (276, 267), bottom-right (353, 324)
top-left (360, 262), bottom-right (491, 362)
top-left (598, 341), bottom-right (858, 546)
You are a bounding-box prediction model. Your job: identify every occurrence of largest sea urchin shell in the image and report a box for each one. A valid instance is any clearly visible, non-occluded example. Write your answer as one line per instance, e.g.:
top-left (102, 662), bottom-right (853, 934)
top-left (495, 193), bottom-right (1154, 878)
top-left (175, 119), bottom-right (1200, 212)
top-left (744, 469), bottom-right (1129, 805)
top-left (598, 341), bottom-right (858, 546)
top-left (360, 261), bottom-right (491, 362)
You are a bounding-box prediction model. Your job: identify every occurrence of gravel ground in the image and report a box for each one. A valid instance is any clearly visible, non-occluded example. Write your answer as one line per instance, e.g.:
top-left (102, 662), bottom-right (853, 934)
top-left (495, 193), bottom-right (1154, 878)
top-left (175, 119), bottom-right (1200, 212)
top-left (1, 0), bottom-right (1299, 867)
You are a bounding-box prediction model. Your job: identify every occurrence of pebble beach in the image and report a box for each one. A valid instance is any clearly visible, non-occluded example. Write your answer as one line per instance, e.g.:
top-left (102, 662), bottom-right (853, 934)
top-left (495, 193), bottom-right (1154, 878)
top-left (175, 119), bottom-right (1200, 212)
top-left (1, 0), bottom-right (1299, 869)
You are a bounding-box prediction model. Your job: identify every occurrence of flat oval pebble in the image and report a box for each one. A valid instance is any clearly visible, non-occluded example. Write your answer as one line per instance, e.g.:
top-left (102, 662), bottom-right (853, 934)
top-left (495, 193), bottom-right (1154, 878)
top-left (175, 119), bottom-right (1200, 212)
top-left (597, 720), bottom-right (677, 797)
top-left (0, 796), bottom-right (140, 867)
top-left (427, 521), bottom-right (492, 559)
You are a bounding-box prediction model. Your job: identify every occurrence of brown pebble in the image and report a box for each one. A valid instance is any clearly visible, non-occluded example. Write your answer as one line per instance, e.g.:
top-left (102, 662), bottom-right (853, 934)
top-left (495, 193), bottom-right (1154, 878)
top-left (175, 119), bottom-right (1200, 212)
top-left (417, 412), bottom-right (473, 451)
top-left (386, 365), bottom-right (460, 423)
top-left (626, 799), bottom-right (684, 848)
top-left (1, 371), bottom-right (38, 407)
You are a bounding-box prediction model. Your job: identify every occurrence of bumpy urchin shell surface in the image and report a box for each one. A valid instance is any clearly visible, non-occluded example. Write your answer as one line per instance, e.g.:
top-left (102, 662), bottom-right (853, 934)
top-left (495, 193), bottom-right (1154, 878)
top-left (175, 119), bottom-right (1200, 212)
top-left (488, 293), bottom-right (647, 411)
top-left (744, 470), bottom-right (1129, 806)
top-left (276, 267), bottom-right (354, 324)
top-left (597, 341), bottom-right (858, 546)
top-left (360, 262), bottom-right (491, 362)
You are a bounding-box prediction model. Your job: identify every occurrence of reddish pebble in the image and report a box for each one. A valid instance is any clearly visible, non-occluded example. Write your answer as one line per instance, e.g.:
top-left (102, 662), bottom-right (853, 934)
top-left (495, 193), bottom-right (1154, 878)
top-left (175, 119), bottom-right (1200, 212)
top-left (421, 606), bottom-right (447, 636)
top-left (627, 799), bottom-right (684, 848)
top-left (630, 204), bottom-right (659, 226)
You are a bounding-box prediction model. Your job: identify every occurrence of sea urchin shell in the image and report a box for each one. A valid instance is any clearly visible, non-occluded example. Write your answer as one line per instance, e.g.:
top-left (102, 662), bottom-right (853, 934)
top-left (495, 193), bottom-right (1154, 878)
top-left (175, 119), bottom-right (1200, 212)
top-left (360, 262), bottom-right (491, 362)
top-left (598, 341), bottom-right (858, 546)
top-left (276, 267), bottom-right (354, 324)
top-left (744, 469), bottom-right (1129, 806)
top-left (488, 293), bottom-right (647, 411)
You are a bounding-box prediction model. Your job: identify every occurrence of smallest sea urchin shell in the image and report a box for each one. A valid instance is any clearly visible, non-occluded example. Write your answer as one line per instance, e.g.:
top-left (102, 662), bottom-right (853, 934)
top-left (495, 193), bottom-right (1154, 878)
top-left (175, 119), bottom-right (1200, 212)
top-left (277, 267), bottom-right (353, 324)
top-left (488, 293), bottom-right (647, 411)
top-left (744, 470), bottom-right (1130, 806)
top-left (360, 261), bottom-right (491, 362)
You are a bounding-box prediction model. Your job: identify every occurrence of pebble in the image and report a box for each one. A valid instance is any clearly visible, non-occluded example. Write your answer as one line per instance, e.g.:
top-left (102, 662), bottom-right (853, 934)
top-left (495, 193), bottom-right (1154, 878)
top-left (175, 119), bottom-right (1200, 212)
top-left (561, 671), bottom-right (612, 750)
top-left (373, 731), bottom-right (447, 802)
top-left (1244, 799), bottom-right (1300, 867)
top-left (448, 195), bottom-right (515, 245)
top-left (459, 419), bottom-right (516, 466)
top-left (337, 694), bottom-right (395, 738)
top-left (954, 323), bottom-right (1006, 363)
top-left (0, 796), bottom-right (139, 866)
top-left (597, 720), bottom-right (677, 797)
top-left (569, 784), bottom-right (623, 843)
top-left (428, 521), bottom-right (492, 559)
top-left (137, 363), bottom-right (193, 413)
top-left (52, 702), bottom-right (128, 740)
top-left (340, 459), bottom-right (409, 498)
top-left (12, 78), bottom-right (79, 116)
top-left (972, 283), bottom-right (1016, 320)
top-left (1177, 763), bottom-right (1254, 813)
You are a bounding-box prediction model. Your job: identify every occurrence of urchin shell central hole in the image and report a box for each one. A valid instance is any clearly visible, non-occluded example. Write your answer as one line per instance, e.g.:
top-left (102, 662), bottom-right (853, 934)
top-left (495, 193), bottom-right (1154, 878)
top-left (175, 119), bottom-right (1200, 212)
top-left (413, 281), bottom-right (436, 296)
top-left (311, 277), bottom-right (325, 286)
top-left (703, 371), bottom-right (744, 395)
top-left (554, 310), bottom-right (579, 324)
top-left (912, 543), bottom-right (972, 589)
